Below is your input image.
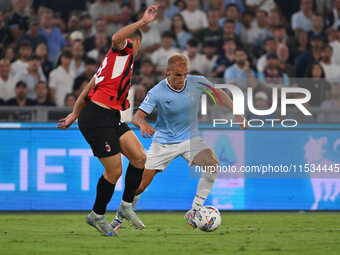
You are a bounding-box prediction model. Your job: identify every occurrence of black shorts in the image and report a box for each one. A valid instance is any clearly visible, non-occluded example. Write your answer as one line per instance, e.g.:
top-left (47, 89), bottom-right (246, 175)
top-left (78, 101), bottom-right (130, 158)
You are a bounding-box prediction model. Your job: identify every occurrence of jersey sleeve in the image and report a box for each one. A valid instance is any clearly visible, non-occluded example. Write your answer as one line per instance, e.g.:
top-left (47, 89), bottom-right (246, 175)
top-left (197, 75), bottom-right (215, 88)
top-left (139, 89), bottom-right (157, 114)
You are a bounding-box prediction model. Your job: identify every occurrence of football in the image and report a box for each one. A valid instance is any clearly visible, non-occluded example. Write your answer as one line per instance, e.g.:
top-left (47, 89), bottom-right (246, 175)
top-left (195, 205), bottom-right (221, 232)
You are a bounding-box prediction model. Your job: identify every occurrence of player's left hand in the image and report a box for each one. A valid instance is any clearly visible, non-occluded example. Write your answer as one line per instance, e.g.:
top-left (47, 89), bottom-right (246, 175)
top-left (142, 5), bottom-right (159, 24)
top-left (57, 112), bottom-right (77, 130)
top-left (236, 115), bottom-right (248, 129)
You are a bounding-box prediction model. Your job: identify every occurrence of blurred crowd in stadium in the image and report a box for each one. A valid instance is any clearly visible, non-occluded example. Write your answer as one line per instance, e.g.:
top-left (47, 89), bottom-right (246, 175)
top-left (0, 0), bottom-right (340, 122)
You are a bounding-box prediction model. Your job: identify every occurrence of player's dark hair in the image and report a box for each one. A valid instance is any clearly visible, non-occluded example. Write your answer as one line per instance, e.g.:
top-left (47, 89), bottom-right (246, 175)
top-left (131, 29), bottom-right (143, 40)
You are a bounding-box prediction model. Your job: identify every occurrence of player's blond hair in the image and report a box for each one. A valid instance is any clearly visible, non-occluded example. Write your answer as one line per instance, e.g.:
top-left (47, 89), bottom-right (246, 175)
top-left (167, 54), bottom-right (190, 70)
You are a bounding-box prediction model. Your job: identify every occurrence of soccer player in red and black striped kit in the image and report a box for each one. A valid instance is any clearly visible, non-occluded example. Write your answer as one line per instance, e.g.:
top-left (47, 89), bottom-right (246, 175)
top-left (58, 5), bottom-right (159, 237)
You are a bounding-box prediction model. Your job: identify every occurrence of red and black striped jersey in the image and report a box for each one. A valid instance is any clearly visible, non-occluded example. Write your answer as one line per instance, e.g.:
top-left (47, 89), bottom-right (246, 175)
top-left (87, 39), bottom-right (134, 111)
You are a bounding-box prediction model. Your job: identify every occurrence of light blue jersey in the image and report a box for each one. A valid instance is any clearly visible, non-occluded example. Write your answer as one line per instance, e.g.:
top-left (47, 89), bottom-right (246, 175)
top-left (139, 75), bottom-right (215, 144)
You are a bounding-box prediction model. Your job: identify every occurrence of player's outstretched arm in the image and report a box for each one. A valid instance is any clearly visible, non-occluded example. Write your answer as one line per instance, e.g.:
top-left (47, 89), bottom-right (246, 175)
top-left (57, 77), bottom-right (96, 130)
top-left (132, 109), bottom-right (155, 138)
top-left (111, 5), bottom-right (159, 49)
top-left (216, 88), bottom-right (248, 129)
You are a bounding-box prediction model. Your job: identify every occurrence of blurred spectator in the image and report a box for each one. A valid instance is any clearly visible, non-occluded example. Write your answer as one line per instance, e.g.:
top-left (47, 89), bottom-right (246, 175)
top-left (164, 0), bottom-right (185, 19)
top-left (16, 16), bottom-right (47, 51)
top-left (224, 0), bottom-right (246, 14)
top-left (6, 0), bottom-right (29, 39)
top-left (39, 9), bottom-right (67, 63)
top-left (326, 27), bottom-right (336, 43)
top-left (181, 0), bottom-right (208, 34)
top-left (0, 0), bottom-right (13, 16)
top-left (6, 80), bottom-right (35, 106)
top-left (64, 93), bottom-right (76, 107)
top-left (0, 10), bottom-right (14, 57)
top-left (246, 9), bottom-right (269, 45)
top-left (67, 14), bottom-right (80, 34)
top-left (212, 38), bottom-right (236, 78)
top-left (330, 27), bottom-right (340, 65)
top-left (33, 81), bottom-right (55, 106)
top-left (257, 37), bottom-right (277, 72)
top-left (68, 30), bottom-right (84, 47)
top-left (49, 49), bottom-right (75, 106)
top-left (11, 40), bottom-right (32, 76)
top-left (219, 4), bottom-right (243, 36)
top-left (15, 54), bottom-right (47, 99)
top-left (272, 24), bottom-right (291, 46)
top-left (301, 62), bottom-right (330, 106)
top-left (151, 31), bottom-right (179, 74)
top-left (52, 13), bottom-right (67, 34)
top-left (70, 41), bottom-right (85, 77)
top-left (73, 57), bottom-right (97, 97)
top-left (257, 53), bottom-right (289, 88)
top-left (35, 43), bottom-right (54, 79)
top-left (132, 59), bottom-right (158, 91)
top-left (133, 84), bottom-right (147, 109)
top-left (32, 0), bottom-right (86, 22)
top-left (87, 32), bottom-right (108, 61)
top-left (2, 46), bottom-right (15, 63)
top-left (295, 34), bottom-right (323, 77)
top-left (218, 19), bottom-right (243, 50)
top-left (89, 0), bottom-right (121, 36)
top-left (201, 41), bottom-right (218, 77)
top-left (268, 10), bottom-right (281, 27)
top-left (195, 9), bottom-right (223, 47)
top-left (150, 0), bottom-right (171, 34)
top-left (183, 38), bottom-right (206, 74)
top-left (137, 11), bottom-right (161, 54)
top-left (291, 0), bottom-right (314, 33)
top-left (248, 91), bottom-right (278, 120)
top-left (83, 18), bottom-right (111, 52)
top-left (110, 6), bottom-right (133, 35)
top-left (0, 58), bottom-right (15, 101)
top-left (308, 13), bottom-right (325, 40)
top-left (246, 0), bottom-right (276, 13)
top-left (330, 0), bottom-right (340, 29)
top-left (291, 30), bottom-right (309, 60)
top-left (80, 13), bottom-right (96, 40)
top-left (320, 44), bottom-right (340, 82)
top-left (317, 83), bottom-right (340, 123)
top-left (224, 48), bottom-right (257, 91)
top-left (240, 10), bottom-right (254, 44)
top-left (276, 43), bottom-right (296, 78)
top-left (170, 13), bottom-right (191, 50)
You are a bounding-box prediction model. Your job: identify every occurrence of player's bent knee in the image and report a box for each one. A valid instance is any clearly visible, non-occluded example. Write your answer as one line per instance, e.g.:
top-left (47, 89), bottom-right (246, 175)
top-left (131, 151), bottom-right (146, 168)
top-left (104, 168), bottom-right (122, 183)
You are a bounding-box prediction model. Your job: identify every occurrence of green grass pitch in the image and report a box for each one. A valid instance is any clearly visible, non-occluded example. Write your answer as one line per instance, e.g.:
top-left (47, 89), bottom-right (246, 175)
top-left (0, 212), bottom-right (339, 255)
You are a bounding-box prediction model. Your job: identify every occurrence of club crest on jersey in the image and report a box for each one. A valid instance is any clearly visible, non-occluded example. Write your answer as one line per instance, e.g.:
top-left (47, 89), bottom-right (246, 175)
top-left (105, 142), bottom-right (111, 152)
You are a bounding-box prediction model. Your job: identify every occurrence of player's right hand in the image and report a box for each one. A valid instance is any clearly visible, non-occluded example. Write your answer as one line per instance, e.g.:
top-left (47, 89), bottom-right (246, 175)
top-left (57, 112), bottom-right (77, 130)
top-left (140, 123), bottom-right (155, 138)
top-left (142, 5), bottom-right (159, 24)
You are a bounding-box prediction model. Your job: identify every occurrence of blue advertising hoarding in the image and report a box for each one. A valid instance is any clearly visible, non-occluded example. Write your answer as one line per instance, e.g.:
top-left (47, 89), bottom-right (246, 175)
top-left (0, 123), bottom-right (339, 210)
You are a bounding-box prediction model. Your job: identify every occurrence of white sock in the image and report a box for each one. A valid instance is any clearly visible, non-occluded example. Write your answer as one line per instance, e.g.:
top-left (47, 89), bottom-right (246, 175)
top-left (132, 194), bottom-right (141, 206)
top-left (121, 200), bottom-right (132, 207)
top-left (92, 210), bottom-right (104, 218)
top-left (192, 171), bottom-right (217, 211)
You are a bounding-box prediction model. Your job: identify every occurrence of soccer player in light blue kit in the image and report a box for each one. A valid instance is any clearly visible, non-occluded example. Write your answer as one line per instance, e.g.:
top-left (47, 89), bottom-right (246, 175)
top-left (111, 54), bottom-right (247, 232)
